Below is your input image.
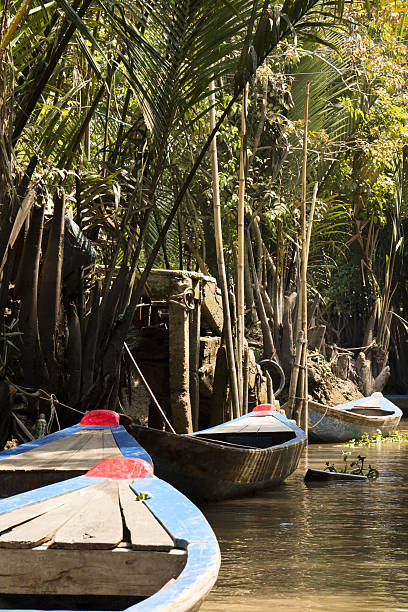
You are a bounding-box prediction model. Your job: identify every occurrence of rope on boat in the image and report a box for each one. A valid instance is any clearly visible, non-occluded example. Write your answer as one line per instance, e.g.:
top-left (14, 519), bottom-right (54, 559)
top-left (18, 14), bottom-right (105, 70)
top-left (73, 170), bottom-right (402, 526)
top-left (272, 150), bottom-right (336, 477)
top-left (124, 342), bottom-right (177, 434)
top-left (308, 403), bottom-right (330, 430)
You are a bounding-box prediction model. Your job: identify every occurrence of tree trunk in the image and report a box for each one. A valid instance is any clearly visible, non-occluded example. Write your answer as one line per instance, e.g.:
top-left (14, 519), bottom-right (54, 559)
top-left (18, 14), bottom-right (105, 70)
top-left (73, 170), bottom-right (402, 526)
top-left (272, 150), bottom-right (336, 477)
top-left (38, 189), bottom-right (65, 383)
top-left (18, 204), bottom-right (45, 387)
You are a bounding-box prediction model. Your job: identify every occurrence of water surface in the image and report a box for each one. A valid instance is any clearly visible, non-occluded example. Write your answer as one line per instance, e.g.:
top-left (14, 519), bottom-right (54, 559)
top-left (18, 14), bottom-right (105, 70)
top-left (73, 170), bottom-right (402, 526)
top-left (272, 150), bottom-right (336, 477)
top-left (201, 422), bottom-right (408, 611)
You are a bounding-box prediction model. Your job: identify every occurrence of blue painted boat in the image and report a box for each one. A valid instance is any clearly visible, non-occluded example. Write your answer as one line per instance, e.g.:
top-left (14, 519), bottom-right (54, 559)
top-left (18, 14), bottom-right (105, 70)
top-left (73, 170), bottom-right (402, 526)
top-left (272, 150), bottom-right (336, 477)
top-left (0, 455), bottom-right (220, 612)
top-left (130, 404), bottom-right (307, 502)
top-left (308, 392), bottom-right (402, 443)
top-left (0, 410), bottom-right (150, 497)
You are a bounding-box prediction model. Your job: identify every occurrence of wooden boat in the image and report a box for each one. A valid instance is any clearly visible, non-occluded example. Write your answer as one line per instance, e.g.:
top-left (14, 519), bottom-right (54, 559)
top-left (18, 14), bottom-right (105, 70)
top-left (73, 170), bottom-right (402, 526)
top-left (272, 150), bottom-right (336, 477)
top-left (130, 404), bottom-right (307, 502)
top-left (304, 468), bottom-right (367, 482)
top-left (308, 392), bottom-right (402, 443)
top-left (0, 409), bottom-right (152, 497)
top-left (0, 456), bottom-right (220, 612)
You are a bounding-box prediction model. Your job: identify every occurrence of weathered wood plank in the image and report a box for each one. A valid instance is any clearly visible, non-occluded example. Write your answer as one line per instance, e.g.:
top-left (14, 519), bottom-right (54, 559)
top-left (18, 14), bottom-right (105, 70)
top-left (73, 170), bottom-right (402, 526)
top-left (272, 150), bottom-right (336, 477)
top-left (102, 429), bottom-right (123, 460)
top-left (0, 495), bottom-right (66, 534)
top-left (118, 481), bottom-right (174, 551)
top-left (0, 547), bottom-right (186, 596)
top-left (206, 415), bottom-right (293, 435)
top-left (0, 430), bottom-right (97, 470)
top-left (0, 484), bottom-right (101, 548)
top-left (52, 480), bottom-right (122, 549)
top-left (57, 429), bottom-right (105, 470)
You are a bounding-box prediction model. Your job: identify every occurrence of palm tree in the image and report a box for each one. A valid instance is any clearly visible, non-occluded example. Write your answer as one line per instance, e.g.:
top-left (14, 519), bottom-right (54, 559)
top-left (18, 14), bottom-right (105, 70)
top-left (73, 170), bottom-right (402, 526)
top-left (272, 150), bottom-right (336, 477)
top-left (0, 0), bottom-right (351, 433)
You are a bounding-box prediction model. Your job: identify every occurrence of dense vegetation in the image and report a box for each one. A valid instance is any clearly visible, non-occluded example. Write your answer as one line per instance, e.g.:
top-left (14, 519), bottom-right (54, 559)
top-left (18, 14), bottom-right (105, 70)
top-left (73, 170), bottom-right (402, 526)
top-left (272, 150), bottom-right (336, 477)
top-left (1, 0), bottom-right (408, 433)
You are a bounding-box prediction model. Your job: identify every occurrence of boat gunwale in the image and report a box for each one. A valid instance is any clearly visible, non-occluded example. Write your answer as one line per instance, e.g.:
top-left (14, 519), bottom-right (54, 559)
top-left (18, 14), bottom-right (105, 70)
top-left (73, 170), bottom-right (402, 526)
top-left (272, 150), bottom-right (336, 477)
top-left (308, 400), bottom-right (402, 427)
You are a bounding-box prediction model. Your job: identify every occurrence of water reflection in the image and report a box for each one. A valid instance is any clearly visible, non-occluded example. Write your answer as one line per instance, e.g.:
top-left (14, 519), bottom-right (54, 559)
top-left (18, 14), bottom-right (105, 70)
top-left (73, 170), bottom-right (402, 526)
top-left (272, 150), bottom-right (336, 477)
top-left (201, 422), bottom-right (408, 611)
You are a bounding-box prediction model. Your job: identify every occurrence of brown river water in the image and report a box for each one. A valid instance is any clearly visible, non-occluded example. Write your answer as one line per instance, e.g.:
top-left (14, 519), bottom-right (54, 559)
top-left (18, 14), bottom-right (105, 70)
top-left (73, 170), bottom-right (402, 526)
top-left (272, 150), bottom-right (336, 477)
top-left (200, 420), bottom-right (408, 612)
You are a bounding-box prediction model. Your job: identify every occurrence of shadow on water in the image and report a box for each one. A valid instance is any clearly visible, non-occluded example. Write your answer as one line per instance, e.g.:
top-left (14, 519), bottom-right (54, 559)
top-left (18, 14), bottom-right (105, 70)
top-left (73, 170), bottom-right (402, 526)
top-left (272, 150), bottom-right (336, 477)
top-left (200, 420), bottom-right (408, 611)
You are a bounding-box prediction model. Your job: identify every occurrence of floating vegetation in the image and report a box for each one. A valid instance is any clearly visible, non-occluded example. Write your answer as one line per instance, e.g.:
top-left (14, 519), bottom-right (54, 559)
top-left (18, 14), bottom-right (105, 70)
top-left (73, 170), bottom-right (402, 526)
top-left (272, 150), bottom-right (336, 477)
top-left (134, 491), bottom-right (151, 501)
top-left (325, 452), bottom-right (379, 479)
top-left (345, 430), bottom-right (408, 447)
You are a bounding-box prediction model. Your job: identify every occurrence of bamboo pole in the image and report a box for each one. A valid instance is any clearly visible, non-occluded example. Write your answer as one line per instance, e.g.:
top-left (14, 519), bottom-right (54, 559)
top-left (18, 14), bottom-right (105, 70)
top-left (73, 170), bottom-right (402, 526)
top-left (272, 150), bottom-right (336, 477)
top-left (209, 82), bottom-right (240, 419)
top-left (0, 0), bottom-right (33, 51)
top-left (243, 340), bottom-right (249, 414)
top-left (237, 84), bottom-right (248, 407)
top-left (299, 82), bottom-right (310, 434)
top-left (287, 330), bottom-right (305, 419)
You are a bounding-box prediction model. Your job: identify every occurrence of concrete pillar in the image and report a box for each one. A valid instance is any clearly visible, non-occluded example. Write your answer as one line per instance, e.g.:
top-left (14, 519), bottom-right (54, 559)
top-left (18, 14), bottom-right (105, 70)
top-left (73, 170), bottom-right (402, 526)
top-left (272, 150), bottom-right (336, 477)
top-left (189, 293), bottom-right (201, 431)
top-left (169, 299), bottom-right (193, 433)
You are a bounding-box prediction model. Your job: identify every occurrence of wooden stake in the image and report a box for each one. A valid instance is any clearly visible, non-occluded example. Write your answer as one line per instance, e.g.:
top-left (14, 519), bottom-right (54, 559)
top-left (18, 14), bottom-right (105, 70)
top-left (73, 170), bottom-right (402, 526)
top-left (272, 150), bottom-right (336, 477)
top-left (237, 84), bottom-right (248, 407)
top-left (209, 82), bottom-right (240, 419)
top-left (299, 83), bottom-right (310, 434)
top-left (243, 340), bottom-right (249, 414)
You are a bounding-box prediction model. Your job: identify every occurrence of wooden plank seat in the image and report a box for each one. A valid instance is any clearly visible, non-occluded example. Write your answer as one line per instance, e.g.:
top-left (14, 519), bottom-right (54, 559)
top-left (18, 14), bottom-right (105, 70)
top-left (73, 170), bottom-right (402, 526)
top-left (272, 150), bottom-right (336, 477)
top-left (0, 461), bottom-right (186, 598)
top-left (201, 414), bottom-right (295, 435)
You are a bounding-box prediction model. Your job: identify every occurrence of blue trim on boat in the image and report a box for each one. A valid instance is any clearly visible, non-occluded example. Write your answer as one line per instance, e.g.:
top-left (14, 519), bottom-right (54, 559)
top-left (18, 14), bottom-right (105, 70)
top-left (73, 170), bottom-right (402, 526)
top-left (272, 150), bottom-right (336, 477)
top-left (128, 477), bottom-right (220, 612)
top-left (131, 477), bottom-right (216, 548)
top-left (192, 408), bottom-right (306, 447)
top-left (327, 394), bottom-right (403, 415)
top-left (111, 426), bottom-right (153, 466)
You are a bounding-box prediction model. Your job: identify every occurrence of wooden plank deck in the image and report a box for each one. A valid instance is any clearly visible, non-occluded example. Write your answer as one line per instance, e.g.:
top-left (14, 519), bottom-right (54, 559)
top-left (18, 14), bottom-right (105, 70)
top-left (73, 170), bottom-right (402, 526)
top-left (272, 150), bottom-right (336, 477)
top-left (205, 414), bottom-right (294, 435)
top-left (0, 429), bottom-right (123, 471)
top-left (53, 480), bottom-right (122, 549)
top-left (118, 481), bottom-right (174, 551)
top-left (0, 478), bottom-right (185, 596)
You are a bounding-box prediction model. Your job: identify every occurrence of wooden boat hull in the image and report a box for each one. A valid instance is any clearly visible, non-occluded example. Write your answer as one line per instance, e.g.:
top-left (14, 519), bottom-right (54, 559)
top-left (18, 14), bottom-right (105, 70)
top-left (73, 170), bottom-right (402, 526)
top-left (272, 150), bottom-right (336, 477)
top-left (308, 394), bottom-right (402, 443)
top-left (132, 408), bottom-right (307, 502)
top-left (0, 457), bottom-right (220, 612)
top-left (304, 468), bottom-right (367, 482)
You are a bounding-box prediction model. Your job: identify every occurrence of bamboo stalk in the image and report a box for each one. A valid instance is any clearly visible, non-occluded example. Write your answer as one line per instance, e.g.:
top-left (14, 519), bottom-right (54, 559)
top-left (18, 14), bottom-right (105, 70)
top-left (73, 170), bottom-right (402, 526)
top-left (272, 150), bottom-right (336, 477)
top-left (0, 0), bottom-right (33, 50)
top-left (243, 340), bottom-right (249, 414)
top-left (287, 330), bottom-right (304, 419)
top-left (209, 82), bottom-right (240, 419)
top-left (299, 83), bottom-right (310, 434)
top-left (237, 83), bottom-right (248, 406)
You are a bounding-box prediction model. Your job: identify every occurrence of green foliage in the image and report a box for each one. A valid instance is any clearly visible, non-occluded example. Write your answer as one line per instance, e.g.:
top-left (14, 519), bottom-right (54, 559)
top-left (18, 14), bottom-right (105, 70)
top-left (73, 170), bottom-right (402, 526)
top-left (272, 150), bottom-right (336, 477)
top-left (325, 452), bottom-right (379, 479)
top-left (345, 429), bottom-right (408, 447)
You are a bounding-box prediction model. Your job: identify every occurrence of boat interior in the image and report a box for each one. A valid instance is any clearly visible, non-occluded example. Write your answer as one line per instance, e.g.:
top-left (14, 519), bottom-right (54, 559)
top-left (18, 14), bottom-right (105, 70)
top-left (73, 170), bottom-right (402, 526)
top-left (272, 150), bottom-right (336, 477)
top-left (194, 430), bottom-right (296, 448)
top-left (346, 408), bottom-right (395, 416)
top-left (0, 594), bottom-right (141, 611)
top-left (193, 415), bottom-right (297, 448)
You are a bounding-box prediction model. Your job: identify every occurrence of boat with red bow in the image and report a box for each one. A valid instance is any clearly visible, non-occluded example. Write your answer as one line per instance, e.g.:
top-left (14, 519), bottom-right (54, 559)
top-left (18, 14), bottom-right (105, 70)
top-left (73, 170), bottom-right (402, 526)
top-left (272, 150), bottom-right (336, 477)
top-left (129, 404), bottom-right (307, 502)
top-left (0, 410), bottom-right (151, 497)
top-left (0, 456), bottom-right (220, 612)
